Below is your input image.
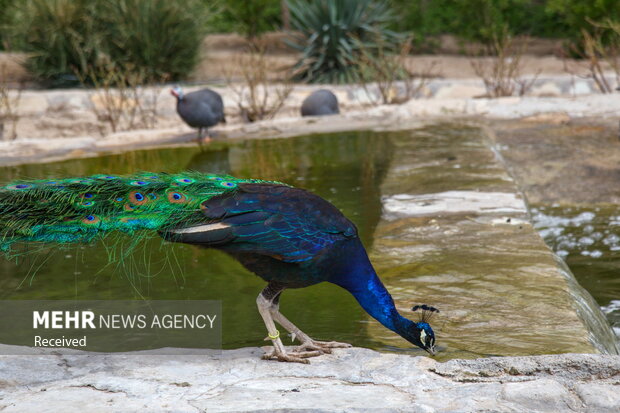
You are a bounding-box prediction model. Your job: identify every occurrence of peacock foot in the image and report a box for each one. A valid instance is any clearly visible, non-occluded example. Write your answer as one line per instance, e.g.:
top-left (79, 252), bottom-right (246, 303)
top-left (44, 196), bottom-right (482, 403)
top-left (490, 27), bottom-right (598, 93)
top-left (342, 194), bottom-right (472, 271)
top-left (293, 340), bottom-right (352, 354)
top-left (261, 348), bottom-right (323, 364)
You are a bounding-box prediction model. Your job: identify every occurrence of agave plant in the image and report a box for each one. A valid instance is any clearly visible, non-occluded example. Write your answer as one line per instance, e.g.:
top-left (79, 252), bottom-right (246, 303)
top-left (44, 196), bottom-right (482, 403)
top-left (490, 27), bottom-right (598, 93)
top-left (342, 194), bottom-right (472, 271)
top-left (287, 0), bottom-right (401, 84)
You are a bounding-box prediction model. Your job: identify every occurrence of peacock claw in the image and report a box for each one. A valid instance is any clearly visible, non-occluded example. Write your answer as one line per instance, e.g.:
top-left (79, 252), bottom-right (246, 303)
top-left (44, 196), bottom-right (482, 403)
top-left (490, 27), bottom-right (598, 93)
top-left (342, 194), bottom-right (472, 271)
top-left (262, 349), bottom-right (322, 364)
top-left (294, 340), bottom-right (352, 354)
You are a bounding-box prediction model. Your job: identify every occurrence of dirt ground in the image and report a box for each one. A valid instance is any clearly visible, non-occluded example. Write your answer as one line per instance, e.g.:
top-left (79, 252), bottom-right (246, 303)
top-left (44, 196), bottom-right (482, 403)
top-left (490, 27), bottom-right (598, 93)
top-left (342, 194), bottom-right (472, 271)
top-left (191, 33), bottom-right (594, 82)
top-left (0, 33), bottom-right (608, 85)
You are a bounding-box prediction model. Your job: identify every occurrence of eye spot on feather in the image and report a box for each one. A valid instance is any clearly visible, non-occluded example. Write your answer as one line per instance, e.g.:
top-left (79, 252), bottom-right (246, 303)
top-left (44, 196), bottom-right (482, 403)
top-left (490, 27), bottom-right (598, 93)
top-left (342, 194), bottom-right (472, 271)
top-left (167, 191), bottom-right (188, 203)
top-left (114, 196), bottom-right (124, 203)
top-left (79, 201), bottom-right (95, 207)
top-left (129, 191), bottom-right (147, 205)
top-left (81, 192), bottom-right (95, 200)
top-left (82, 215), bottom-right (100, 224)
top-left (176, 177), bottom-right (195, 184)
top-left (148, 193), bottom-right (158, 200)
top-left (130, 180), bottom-right (149, 186)
top-left (219, 181), bottom-right (236, 188)
top-left (67, 179), bottom-right (93, 185)
top-left (6, 184), bottom-right (31, 190)
top-left (124, 203), bottom-right (136, 212)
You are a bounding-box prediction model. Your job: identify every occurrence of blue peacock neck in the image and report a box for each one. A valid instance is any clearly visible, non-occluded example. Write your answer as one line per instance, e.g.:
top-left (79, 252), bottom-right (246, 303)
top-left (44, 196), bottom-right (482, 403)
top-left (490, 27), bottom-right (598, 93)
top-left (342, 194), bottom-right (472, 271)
top-left (329, 239), bottom-right (413, 335)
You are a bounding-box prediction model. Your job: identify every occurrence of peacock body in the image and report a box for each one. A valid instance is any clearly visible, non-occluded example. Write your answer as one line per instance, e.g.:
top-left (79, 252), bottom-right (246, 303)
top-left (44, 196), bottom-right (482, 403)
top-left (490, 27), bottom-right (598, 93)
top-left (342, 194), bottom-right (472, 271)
top-left (0, 171), bottom-right (437, 362)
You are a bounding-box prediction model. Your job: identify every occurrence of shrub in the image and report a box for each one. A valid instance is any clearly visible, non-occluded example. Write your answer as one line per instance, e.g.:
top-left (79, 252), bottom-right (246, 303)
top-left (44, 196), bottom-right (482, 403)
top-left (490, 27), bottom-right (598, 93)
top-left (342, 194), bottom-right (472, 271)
top-left (470, 30), bottom-right (539, 97)
top-left (390, 0), bottom-right (570, 49)
top-left (358, 36), bottom-right (437, 105)
top-left (287, 0), bottom-right (401, 84)
top-left (220, 0), bottom-right (281, 39)
top-left (7, 0), bottom-right (206, 86)
top-left (8, 0), bottom-right (103, 87)
top-left (102, 0), bottom-right (206, 82)
top-left (223, 39), bottom-right (293, 122)
top-left (564, 20), bottom-right (620, 93)
top-left (547, 0), bottom-right (620, 44)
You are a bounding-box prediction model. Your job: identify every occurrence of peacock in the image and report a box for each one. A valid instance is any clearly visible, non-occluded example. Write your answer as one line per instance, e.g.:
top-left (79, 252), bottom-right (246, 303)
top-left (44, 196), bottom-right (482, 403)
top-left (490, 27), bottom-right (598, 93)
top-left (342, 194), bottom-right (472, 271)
top-left (0, 172), bottom-right (438, 363)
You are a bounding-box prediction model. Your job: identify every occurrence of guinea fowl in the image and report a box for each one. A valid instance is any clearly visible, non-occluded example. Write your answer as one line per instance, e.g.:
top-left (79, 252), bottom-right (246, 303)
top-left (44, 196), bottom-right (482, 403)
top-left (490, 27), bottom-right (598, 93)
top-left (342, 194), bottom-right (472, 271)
top-left (301, 89), bottom-right (340, 117)
top-left (0, 172), bottom-right (438, 363)
top-left (171, 86), bottom-right (226, 141)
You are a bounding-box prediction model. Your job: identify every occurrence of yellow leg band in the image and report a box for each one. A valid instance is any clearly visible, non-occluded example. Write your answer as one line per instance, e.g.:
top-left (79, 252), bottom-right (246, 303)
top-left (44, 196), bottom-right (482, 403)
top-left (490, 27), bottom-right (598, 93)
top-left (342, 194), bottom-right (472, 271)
top-left (268, 330), bottom-right (280, 340)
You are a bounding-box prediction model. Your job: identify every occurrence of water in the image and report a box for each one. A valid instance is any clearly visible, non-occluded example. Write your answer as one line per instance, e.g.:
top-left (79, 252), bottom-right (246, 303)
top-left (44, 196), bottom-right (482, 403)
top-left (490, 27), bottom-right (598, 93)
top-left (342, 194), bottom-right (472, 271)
top-left (0, 131), bottom-right (393, 350)
top-left (0, 127), bottom-right (614, 359)
top-left (531, 204), bottom-right (620, 340)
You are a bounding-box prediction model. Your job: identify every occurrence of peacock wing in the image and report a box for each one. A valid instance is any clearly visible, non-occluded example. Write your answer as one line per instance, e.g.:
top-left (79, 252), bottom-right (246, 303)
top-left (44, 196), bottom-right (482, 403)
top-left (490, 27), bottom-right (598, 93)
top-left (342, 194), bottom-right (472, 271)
top-left (166, 183), bottom-right (357, 263)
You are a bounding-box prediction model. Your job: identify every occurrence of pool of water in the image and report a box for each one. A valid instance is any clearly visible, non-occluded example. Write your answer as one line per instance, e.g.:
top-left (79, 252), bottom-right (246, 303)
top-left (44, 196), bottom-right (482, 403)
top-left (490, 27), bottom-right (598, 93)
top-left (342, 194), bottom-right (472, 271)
top-left (0, 132), bottom-right (394, 350)
top-left (0, 127), bottom-right (615, 359)
top-left (531, 204), bottom-right (620, 340)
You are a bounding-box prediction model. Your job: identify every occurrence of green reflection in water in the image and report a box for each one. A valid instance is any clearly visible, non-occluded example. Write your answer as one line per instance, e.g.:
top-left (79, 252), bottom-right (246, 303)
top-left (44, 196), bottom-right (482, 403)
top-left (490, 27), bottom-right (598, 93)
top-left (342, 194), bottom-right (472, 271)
top-left (0, 132), bottom-right (394, 350)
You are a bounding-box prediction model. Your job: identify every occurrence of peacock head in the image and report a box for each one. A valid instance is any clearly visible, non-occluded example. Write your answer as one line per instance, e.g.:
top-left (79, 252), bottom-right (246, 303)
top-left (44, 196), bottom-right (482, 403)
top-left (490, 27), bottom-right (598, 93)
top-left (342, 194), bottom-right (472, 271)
top-left (171, 86), bottom-right (184, 100)
top-left (402, 305), bottom-right (439, 355)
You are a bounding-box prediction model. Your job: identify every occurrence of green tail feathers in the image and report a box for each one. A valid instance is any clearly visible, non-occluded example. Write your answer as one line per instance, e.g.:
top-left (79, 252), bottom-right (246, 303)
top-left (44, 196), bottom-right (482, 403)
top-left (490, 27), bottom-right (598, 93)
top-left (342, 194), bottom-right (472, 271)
top-left (0, 171), bottom-right (281, 252)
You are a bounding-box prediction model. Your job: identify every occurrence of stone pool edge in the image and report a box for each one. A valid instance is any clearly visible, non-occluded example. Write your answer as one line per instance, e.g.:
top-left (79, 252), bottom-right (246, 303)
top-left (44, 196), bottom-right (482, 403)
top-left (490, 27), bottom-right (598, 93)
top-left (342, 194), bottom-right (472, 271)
top-left (481, 123), bottom-right (620, 356)
top-left (2, 90), bottom-right (620, 166)
top-left (0, 347), bottom-right (618, 412)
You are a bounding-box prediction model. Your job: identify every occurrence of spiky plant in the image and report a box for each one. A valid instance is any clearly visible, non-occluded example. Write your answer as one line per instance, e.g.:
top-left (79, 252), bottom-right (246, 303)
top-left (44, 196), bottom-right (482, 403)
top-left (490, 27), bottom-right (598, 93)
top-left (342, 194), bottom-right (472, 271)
top-left (287, 0), bottom-right (401, 84)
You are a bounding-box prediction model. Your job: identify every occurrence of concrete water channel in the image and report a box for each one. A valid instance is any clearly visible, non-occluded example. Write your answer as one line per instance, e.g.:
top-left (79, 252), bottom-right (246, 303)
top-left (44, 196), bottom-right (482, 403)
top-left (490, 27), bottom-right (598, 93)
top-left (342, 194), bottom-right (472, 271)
top-left (0, 120), bottom-right (618, 411)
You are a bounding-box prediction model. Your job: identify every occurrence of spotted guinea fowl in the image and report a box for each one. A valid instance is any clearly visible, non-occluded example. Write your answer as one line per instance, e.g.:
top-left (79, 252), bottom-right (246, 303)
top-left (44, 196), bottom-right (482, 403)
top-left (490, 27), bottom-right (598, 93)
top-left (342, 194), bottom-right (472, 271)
top-left (301, 89), bottom-right (340, 117)
top-left (171, 87), bottom-right (226, 140)
top-left (0, 172), bottom-right (438, 363)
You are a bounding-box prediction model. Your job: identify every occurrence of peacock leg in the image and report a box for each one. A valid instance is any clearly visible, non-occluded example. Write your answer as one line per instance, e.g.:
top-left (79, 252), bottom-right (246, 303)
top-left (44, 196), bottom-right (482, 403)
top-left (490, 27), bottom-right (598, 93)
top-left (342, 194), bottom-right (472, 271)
top-left (256, 283), bottom-right (321, 363)
top-left (268, 290), bottom-right (352, 355)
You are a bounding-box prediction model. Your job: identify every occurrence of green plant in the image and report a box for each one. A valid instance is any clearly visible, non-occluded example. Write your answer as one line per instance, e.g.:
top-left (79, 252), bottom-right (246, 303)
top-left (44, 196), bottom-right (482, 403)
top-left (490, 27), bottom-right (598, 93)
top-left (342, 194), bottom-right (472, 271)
top-left (8, 0), bottom-right (103, 86)
top-left (7, 0), bottom-right (206, 86)
top-left (389, 0), bottom-right (569, 50)
top-left (221, 0), bottom-right (281, 39)
top-left (0, 0), bottom-right (18, 50)
top-left (102, 0), bottom-right (205, 82)
top-left (547, 0), bottom-right (620, 44)
top-left (287, 0), bottom-right (401, 84)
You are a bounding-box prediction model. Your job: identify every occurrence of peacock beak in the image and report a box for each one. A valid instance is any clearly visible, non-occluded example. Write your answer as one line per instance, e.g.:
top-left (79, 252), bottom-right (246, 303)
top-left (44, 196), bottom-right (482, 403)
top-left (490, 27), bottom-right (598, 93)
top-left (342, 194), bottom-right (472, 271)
top-left (425, 345), bottom-right (436, 356)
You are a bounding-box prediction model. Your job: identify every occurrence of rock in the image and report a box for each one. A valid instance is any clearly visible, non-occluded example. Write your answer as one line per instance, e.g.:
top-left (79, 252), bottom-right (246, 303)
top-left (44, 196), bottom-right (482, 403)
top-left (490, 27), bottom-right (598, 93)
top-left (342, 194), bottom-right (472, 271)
top-left (531, 82), bottom-right (563, 97)
top-left (521, 111), bottom-right (570, 124)
top-left (501, 379), bottom-right (580, 412)
top-left (434, 83), bottom-right (487, 99)
top-left (574, 383), bottom-right (620, 413)
top-left (1, 348), bottom-right (618, 412)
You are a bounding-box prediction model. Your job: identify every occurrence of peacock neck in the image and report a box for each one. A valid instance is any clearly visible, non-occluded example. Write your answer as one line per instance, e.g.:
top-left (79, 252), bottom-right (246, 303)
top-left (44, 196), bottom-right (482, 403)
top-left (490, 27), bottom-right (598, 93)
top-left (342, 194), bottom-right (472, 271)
top-left (329, 239), bottom-right (409, 334)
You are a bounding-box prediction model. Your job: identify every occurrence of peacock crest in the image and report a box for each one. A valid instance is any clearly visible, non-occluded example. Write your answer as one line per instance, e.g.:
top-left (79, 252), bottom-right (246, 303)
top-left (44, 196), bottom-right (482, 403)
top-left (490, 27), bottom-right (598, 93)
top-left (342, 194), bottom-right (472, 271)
top-left (411, 304), bottom-right (440, 323)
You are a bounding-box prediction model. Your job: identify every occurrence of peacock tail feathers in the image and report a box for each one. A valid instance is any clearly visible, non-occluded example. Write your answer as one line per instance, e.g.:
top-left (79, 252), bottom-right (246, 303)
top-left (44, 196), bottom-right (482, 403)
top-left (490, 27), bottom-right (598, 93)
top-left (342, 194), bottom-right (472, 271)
top-left (0, 171), bottom-right (284, 253)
